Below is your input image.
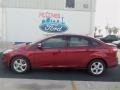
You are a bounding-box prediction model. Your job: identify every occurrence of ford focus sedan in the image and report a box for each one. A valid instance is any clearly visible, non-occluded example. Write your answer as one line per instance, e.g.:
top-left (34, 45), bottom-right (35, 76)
top-left (2, 34), bottom-right (118, 76)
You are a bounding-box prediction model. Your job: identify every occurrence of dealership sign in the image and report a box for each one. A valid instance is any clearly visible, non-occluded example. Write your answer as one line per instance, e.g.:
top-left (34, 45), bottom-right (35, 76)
top-left (39, 12), bottom-right (68, 33)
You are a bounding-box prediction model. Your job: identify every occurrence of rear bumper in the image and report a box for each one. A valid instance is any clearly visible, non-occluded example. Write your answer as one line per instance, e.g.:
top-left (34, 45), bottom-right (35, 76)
top-left (108, 57), bottom-right (118, 68)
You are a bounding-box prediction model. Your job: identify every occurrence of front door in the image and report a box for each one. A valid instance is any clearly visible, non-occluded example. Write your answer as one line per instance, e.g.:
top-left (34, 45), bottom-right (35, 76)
top-left (29, 36), bottom-right (68, 68)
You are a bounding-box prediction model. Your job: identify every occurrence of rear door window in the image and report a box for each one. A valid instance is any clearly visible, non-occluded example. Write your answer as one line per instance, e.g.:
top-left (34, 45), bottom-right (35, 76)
top-left (69, 36), bottom-right (90, 47)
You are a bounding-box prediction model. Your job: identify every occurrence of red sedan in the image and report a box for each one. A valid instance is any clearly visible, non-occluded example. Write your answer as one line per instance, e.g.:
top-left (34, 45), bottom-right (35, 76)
top-left (2, 34), bottom-right (118, 75)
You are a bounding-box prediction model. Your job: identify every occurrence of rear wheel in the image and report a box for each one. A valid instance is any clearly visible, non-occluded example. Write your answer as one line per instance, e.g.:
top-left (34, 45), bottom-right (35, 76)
top-left (88, 59), bottom-right (106, 76)
top-left (10, 57), bottom-right (30, 73)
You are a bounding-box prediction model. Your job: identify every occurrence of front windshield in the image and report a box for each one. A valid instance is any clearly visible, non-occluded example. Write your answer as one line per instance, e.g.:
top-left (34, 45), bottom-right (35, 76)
top-left (29, 35), bottom-right (54, 45)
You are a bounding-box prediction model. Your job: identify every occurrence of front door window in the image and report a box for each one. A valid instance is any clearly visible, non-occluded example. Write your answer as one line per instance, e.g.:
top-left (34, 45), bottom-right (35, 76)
top-left (42, 37), bottom-right (66, 48)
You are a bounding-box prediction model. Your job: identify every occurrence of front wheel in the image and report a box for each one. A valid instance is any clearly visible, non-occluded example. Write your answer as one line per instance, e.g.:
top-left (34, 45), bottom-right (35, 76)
top-left (88, 59), bottom-right (106, 76)
top-left (10, 57), bottom-right (30, 73)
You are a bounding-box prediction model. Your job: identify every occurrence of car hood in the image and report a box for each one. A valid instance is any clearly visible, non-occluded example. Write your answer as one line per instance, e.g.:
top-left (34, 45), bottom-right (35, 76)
top-left (13, 43), bottom-right (30, 50)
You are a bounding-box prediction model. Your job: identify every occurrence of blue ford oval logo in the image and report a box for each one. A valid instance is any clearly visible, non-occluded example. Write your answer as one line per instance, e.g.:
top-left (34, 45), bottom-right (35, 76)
top-left (39, 17), bottom-right (68, 33)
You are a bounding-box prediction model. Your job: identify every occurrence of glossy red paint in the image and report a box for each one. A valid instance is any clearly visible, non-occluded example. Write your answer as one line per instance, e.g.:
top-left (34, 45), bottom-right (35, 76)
top-left (2, 35), bottom-right (118, 69)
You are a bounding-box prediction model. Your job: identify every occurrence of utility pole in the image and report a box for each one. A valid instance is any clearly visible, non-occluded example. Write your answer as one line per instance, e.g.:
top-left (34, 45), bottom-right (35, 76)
top-left (0, 0), bottom-right (7, 41)
top-left (0, 0), bottom-right (2, 40)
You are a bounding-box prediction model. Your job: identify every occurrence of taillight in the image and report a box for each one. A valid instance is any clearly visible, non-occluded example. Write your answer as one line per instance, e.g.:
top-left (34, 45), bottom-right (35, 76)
top-left (108, 47), bottom-right (118, 53)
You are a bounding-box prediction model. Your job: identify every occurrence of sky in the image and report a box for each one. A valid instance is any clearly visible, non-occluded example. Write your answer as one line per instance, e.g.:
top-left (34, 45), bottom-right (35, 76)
top-left (95, 0), bottom-right (120, 28)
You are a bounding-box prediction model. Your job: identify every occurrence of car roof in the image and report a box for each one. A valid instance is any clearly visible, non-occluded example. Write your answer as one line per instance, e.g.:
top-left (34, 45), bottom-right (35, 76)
top-left (49, 34), bottom-right (91, 38)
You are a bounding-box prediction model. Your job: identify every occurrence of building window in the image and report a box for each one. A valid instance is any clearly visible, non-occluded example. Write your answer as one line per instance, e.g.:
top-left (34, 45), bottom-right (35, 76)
top-left (66, 0), bottom-right (75, 8)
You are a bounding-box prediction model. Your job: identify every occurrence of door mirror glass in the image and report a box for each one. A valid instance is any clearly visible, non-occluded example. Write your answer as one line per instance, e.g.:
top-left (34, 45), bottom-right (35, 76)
top-left (37, 43), bottom-right (42, 48)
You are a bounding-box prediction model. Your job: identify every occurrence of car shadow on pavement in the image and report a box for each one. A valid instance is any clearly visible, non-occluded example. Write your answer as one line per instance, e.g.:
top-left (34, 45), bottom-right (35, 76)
top-left (0, 59), bottom-right (120, 82)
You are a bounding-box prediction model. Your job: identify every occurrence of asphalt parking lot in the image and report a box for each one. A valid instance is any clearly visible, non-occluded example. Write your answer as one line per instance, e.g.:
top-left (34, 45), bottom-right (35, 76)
top-left (0, 50), bottom-right (120, 90)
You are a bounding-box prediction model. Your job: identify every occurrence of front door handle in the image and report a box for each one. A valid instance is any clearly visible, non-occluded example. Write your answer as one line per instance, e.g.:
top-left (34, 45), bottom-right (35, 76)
top-left (53, 50), bottom-right (61, 55)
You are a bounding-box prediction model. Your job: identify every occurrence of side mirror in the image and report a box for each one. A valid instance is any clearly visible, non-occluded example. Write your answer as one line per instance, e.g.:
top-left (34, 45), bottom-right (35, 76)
top-left (37, 43), bottom-right (42, 48)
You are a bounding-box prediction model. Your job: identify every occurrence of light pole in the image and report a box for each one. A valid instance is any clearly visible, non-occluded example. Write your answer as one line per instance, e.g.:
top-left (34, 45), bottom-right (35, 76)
top-left (1, 0), bottom-right (7, 41)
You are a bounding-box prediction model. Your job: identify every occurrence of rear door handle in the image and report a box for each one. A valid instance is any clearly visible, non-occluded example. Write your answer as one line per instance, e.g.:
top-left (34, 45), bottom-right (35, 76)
top-left (53, 50), bottom-right (61, 55)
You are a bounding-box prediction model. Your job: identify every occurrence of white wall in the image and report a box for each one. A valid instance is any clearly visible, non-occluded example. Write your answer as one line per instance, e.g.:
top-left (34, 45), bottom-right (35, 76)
top-left (6, 8), bottom-right (93, 42)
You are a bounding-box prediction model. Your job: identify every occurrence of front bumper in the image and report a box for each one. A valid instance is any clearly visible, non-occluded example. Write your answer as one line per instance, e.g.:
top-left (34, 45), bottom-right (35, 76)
top-left (1, 53), bottom-right (11, 67)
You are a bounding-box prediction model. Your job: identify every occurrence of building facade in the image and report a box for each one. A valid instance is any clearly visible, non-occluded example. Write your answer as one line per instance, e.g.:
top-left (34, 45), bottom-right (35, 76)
top-left (0, 0), bottom-right (96, 42)
top-left (1, 0), bottom-right (96, 11)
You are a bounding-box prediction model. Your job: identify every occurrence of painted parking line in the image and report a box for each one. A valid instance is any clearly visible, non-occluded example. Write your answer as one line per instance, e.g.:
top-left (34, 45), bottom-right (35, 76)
top-left (71, 81), bottom-right (77, 90)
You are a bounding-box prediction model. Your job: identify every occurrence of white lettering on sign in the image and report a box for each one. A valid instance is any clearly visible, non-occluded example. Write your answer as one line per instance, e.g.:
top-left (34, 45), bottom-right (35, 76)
top-left (45, 25), bottom-right (62, 32)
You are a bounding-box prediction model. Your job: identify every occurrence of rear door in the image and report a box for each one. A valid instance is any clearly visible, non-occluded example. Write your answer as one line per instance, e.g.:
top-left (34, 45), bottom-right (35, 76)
top-left (65, 36), bottom-right (92, 67)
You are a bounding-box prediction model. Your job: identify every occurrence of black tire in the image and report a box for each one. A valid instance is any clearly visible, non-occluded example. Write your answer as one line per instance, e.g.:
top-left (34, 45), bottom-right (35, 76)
top-left (10, 56), bottom-right (30, 74)
top-left (88, 59), bottom-right (106, 76)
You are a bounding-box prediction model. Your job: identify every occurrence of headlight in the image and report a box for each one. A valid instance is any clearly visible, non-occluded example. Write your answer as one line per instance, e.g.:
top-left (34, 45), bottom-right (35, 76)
top-left (3, 49), bottom-right (13, 54)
